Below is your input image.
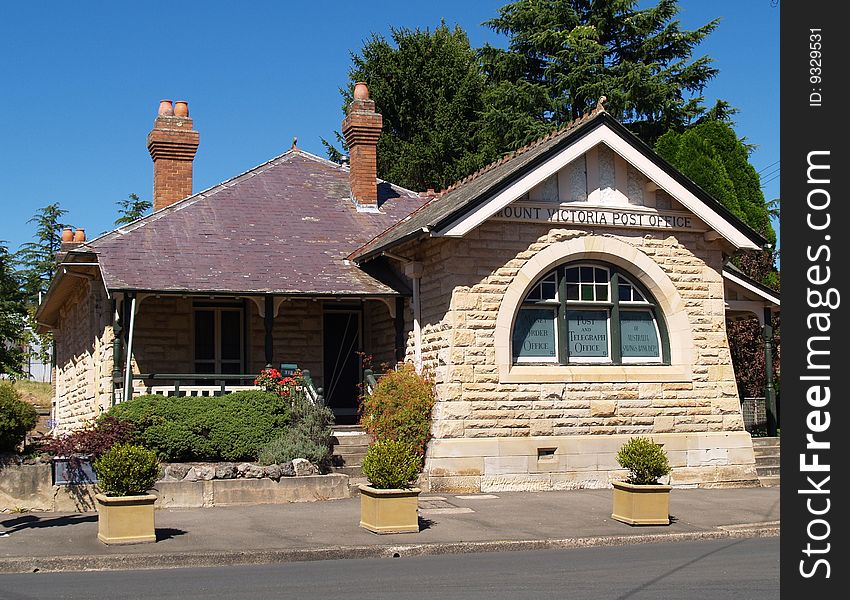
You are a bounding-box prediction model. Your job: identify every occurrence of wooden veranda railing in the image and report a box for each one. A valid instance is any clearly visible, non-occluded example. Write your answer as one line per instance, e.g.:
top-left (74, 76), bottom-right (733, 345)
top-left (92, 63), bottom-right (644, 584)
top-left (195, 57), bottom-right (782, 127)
top-left (117, 371), bottom-right (324, 404)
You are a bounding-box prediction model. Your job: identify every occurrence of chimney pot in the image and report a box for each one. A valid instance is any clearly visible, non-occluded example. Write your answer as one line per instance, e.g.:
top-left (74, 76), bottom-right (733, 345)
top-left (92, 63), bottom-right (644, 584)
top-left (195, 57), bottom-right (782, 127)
top-left (158, 99), bottom-right (174, 116)
top-left (61, 227), bottom-right (74, 242)
top-left (174, 101), bottom-right (189, 117)
top-left (353, 82), bottom-right (370, 100)
top-left (73, 228), bottom-right (86, 243)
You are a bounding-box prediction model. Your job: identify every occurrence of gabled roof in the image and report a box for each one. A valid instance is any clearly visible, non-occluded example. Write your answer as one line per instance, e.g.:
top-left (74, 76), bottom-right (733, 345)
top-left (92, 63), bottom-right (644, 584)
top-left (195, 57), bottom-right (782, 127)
top-left (723, 262), bottom-right (780, 307)
top-left (72, 149), bottom-right (427, 296)
top-left (349, 111), bottom-right (767, 263)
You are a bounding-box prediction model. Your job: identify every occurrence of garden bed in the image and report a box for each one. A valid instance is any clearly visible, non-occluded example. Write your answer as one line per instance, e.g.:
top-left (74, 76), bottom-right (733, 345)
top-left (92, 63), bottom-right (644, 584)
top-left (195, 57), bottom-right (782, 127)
top-left (1, 457), bottom-right (350, 513)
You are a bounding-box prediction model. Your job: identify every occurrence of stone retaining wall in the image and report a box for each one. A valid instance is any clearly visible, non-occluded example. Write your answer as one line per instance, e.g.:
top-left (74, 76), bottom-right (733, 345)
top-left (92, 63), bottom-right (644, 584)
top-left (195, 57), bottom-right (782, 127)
top-left (0, 461), bottom-right (350, 513)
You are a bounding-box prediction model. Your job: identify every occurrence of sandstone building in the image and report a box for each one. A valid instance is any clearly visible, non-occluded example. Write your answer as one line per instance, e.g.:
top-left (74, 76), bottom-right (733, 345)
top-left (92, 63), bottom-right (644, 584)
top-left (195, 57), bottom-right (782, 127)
top-left (36, 86), bottom-right (779, 492)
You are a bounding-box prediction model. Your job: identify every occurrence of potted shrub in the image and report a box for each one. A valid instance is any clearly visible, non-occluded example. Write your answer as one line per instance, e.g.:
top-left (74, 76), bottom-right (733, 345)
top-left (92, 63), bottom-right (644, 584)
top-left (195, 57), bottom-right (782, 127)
top-left (359, 439), bottom-right (422, 534)
top-left (611, 436), bottom-right (672, 526)
top-left (93, 443), bottom-right (162, 545)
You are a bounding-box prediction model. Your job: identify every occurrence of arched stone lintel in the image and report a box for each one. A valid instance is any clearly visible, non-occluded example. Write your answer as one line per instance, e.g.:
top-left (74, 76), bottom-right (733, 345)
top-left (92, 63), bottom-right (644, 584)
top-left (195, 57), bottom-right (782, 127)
top-left (494, 235), bottom-right (695, 383)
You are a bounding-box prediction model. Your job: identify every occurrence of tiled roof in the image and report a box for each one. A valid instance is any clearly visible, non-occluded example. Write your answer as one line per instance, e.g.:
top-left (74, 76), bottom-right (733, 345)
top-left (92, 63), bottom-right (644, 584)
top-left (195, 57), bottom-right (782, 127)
top-left (349, 109), bottom-right (767, 262)
top-left (348, 108), bottom-right (608, 262)
top-left (83, 150), bottom-right (426, 295)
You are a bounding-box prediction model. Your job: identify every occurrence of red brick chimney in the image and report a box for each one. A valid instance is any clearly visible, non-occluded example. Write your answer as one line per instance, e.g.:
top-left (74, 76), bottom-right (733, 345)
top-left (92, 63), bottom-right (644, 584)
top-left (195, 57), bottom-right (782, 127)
top-left (147, 99), bottom-right (200, 211)
top-left (342, 82), bottom-right (382, 208)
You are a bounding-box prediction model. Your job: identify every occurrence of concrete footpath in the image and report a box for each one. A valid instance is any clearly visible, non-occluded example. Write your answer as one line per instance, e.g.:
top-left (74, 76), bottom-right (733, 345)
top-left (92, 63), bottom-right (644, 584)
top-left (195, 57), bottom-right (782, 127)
top-left (0, 486), bottom-right (780, 574)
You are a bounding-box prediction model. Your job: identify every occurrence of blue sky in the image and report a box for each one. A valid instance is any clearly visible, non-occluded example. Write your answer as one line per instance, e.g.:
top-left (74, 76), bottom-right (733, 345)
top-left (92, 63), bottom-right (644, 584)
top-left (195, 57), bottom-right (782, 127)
top-left (0, 1), bottom-right (779, 256)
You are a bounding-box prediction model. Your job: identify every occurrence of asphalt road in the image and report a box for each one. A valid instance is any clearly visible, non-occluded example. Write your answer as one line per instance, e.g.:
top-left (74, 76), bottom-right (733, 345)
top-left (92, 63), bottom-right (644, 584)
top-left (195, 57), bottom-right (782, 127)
top-left (0, 537), bottom-right (779, 600)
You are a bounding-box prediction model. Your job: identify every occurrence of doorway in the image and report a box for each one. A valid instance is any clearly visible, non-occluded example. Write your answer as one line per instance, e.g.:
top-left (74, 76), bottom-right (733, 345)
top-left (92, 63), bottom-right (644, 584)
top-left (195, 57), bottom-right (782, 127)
top-left (323, 309), bottom-right (362, 424)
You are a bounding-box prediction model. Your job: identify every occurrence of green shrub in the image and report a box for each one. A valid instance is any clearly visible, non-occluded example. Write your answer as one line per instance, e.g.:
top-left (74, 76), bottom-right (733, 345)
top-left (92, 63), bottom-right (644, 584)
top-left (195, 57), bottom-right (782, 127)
top-left (359, 363), bottom-right (435, 458)
top-left (106, 390), bottom-right (291, 462)
top-left (616, 437), bottom-right (671, 485)
top-left (258, 393), bottom-right (335, 471)
top-left (361, 439), bottom-right (421, 490)
top-left (0, 382), bottom-right (38, 452)
top-left (93, 443), bottom-right (162, 496)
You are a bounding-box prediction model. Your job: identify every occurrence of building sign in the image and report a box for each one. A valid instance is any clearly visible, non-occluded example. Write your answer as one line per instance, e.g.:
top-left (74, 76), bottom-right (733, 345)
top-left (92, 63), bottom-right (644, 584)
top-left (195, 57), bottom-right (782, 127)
top-left (513, 309), bottom-right (557, 359)
top-left (620, 311), bottom-right (660, 357)
top-left (493, 203), bottom-right (699, 232)
top-left (567, 310), bottom-right (609, 357)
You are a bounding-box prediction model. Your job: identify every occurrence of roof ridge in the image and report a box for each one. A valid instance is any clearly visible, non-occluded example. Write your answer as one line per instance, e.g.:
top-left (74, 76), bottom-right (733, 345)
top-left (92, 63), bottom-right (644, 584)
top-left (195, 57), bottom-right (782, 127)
top-left (349, 105), bottom-right (608, 262)
top-left (438, 105), bottom-right (604, 196)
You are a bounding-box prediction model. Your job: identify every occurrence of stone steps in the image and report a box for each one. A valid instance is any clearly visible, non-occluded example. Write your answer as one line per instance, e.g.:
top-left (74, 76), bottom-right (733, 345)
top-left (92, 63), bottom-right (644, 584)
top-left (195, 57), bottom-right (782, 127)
top-left (330, 426), bottom-right (373, 480)
top-left (752, 436), bottom-right (780, 487)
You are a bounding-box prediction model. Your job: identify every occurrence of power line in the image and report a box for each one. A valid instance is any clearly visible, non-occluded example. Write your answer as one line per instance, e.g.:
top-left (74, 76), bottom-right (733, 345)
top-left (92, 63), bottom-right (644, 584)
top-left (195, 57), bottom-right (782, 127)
top-left (761, 172), bottom-right (781, 187)
top-left (757, 160), bottom-right (780, 174)
top-left (759, 167), bottom-right (780, 181)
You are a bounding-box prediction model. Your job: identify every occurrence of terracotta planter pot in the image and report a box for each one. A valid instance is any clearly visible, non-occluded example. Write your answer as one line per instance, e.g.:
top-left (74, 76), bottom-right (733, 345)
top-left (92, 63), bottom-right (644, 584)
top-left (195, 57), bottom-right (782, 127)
top-left (95, 493), bottom-right (157, 544)
top-left (359, 484), bottom-right (420, 534)
top-left (611, 481), bottom-right (672, 525)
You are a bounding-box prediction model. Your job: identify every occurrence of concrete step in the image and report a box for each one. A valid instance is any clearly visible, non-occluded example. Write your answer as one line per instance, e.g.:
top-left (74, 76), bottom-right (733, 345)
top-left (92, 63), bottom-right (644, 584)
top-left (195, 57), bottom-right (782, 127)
top-left (756, 465), bottom-right (780, 477)
top-left (753, 446), bottom-right (780, 458)
top-left (754, 456), bottom-right (779, 468)
top-left (752, 437), bottom-right (781, 448)
top-left (759, 476), bottom-right (781, 487)
top-left (332, 465), bottom-right (366, 477)
top-left (334, 454), bottom-right (366, 466)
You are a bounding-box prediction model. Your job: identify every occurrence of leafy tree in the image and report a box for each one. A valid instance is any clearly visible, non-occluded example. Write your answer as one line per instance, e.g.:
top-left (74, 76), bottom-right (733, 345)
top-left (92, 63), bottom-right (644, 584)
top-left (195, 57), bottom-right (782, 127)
top-left (654, 119), bottom-right (778, 293)
top-left (336, 23), bottom-right (499, 191)
top-left (0, 242), bottom-right (28, 379)
top-left (114, 193), bottom-right (152, 226)
top-left (655, 120), bottom-right (775, 246)
top-left (14, 203), bottom-right (69, 306)
top-left (480, 0), bottom-right (724, 146)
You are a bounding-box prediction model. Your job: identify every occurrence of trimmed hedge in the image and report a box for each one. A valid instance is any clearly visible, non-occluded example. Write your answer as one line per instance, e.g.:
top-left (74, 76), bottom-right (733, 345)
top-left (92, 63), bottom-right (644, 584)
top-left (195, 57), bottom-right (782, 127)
top-left (361, 439), bottom-right (421, 489)
top-left (94, 443), bottom-right (162, 496)
top-left (106, 391), bottom-right (291, 462)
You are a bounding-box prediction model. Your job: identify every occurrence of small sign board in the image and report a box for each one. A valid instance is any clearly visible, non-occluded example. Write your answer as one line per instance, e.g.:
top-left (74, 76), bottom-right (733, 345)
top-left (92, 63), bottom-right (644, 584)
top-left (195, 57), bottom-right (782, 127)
top-left (513, 309), bottom-right (557, 359)
top-left (567, 310), bottom-right (609, 357)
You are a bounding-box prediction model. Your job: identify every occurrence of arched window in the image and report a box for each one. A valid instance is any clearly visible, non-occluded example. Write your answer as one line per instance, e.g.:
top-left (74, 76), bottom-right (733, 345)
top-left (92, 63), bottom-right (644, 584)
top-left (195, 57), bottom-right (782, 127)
top-left (512, 262), bottom-right (669, 365)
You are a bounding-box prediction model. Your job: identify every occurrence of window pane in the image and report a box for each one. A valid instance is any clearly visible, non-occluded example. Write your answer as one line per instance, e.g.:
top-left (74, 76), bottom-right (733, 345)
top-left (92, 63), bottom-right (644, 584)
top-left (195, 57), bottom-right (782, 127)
top-left (596, 284), bottom-right (608, 301)
top-left (565, 267), bottom-right (579, 283)
top-left (618, 284), bottom-right (631, 301)
top-left (580, 285), bottom-right (594, 301)
top-left (580, 266), bottom-right (593, 282)
top-left (194, 311), bottom-right (214, 360)
top-left (194, 362), bottom-right (215, 374)
top-left (513, 308), bottom-right (557, 360)
top-left (220, 311), bottom-right (242, 361)
top-left (220, 362), bottom-right (241, 374)
top-left (566, 310), bottom-right (609, 357)
top-left (620, 311), bottom-right (660, 357)
top-left (542, 281), bottom-right (557, 300)
top-left (595, 268), bottom-right (607, 282)
top-left (566, 284), bottom-right (579, 300)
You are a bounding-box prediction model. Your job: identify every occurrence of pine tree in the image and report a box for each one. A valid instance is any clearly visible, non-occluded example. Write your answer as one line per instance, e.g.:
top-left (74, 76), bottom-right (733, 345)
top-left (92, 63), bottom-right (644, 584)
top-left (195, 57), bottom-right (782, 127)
top-left (0, 242), bottom-right (27, 378)
top-left (480, 0), bottom-right (723, 145)
top-left (14, 203), bottom-right (69, 306)
top-left (114, 193), bottom-right (152, 226)
top-left (335, 23), bottom-right (499, 192)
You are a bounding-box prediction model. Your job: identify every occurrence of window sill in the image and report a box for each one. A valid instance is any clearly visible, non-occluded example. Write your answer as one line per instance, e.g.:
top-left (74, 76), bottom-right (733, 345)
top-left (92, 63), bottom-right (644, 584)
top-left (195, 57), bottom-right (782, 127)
top-left (499, 364), bottom-right (692, 384)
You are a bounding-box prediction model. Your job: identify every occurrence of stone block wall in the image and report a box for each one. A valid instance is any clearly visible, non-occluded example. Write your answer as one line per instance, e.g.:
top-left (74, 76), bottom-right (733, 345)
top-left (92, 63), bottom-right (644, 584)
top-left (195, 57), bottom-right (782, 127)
top-left (53, 277), bottom-right (114, 434)
top-left (395, 217), bottom-right (755, 491)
